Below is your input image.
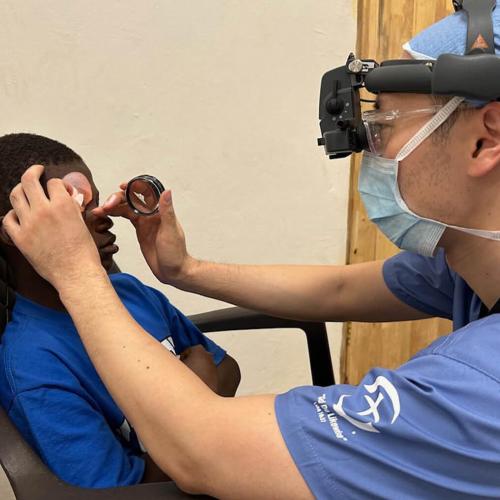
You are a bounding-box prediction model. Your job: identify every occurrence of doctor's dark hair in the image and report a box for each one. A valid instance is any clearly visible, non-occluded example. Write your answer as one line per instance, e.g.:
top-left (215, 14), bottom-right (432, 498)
top-left (431, 96), bottom-right (475, 141)
top-left (0, 133), bottom-right (82, 216)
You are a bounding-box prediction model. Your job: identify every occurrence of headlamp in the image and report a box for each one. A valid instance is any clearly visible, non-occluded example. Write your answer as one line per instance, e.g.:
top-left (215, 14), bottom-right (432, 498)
top-left (318, 0), bottom-right (498, 159)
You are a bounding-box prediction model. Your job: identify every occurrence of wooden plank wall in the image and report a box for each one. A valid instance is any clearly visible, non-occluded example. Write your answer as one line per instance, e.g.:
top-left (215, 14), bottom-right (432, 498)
top-left (342, 0), bottom-right (455, 385)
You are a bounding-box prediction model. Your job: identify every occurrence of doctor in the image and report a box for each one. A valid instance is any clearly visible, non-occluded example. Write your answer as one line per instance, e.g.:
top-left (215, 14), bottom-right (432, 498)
top-left (5, 5), bottom-right (500, 498)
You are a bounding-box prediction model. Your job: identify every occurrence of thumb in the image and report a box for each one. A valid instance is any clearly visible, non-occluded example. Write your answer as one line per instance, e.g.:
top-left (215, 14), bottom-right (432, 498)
top-left (60, 181), bottom-right (85, 211)
top-left (158, 190), bottom-right (175, 219)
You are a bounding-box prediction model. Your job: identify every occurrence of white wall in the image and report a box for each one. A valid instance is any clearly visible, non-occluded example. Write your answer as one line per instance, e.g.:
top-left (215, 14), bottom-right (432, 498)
top-left (0, 0), bottom-right (356, 395)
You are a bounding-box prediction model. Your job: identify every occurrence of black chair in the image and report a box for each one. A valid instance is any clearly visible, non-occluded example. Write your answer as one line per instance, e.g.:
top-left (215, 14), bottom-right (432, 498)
top-left (0, 257), bottom-right (334, 499)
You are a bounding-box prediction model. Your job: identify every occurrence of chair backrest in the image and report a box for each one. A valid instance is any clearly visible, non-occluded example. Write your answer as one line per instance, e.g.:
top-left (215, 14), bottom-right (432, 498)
top-left (0, 253), bottom-right (15, 336)
top-left (0, 402), bottom-right (57, 499)
top-left (0, 401), bottom-right (202, 499)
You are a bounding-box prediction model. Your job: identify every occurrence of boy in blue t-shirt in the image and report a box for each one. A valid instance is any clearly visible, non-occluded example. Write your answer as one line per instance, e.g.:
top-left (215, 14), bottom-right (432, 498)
top-left (0, 133), bottom-right (241, 488)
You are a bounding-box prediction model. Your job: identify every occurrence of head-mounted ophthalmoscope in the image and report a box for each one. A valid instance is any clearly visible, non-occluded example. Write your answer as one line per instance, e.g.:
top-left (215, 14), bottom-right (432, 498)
top-left (318, 0), bottom-right (500, 159)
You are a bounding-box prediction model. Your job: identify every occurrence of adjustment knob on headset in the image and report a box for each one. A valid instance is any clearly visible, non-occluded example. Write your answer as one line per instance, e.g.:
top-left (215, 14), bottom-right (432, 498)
top-left (326, 98), bottom-right (344, 115)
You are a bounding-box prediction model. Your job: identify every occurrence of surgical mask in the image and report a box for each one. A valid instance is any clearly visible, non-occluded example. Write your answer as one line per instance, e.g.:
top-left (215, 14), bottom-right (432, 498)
top-left (358, 96), bottom-right (500, 257)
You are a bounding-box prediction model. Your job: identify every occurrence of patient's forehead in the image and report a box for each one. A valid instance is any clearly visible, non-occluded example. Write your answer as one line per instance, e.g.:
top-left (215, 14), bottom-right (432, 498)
top-left (44, 160), bottom-right (92, 183)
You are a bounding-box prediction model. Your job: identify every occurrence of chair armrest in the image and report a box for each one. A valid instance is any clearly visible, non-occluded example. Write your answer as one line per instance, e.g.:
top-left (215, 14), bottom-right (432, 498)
top-left (189, 307), bottom-right (335, 386)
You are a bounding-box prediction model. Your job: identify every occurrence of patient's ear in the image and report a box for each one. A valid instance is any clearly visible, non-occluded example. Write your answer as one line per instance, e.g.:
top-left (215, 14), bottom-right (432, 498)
top-left (0, 217), bottom-right (15, 247)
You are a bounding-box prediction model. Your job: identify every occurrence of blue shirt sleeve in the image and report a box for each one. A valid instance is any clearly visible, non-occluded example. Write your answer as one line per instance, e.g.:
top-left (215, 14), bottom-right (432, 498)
top-left (382, 249), bottom-right (455, 319)
top-left (9, 387), bottom-right (145, 488)
top-left (145, 286), bottom-right (227, 366)
top-left (275, 346), bottom-right (500, 498)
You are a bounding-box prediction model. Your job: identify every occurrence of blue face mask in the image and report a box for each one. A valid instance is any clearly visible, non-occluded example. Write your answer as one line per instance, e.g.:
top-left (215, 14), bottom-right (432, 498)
top-left (358, 96), bottom-right (496, 257)
top-left (359, 152), bottom-right (446, 257)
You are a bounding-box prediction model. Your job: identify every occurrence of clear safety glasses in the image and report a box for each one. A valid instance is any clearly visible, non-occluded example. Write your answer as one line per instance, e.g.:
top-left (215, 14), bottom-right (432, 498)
top-left (362, 105), bottom-right (445, 157)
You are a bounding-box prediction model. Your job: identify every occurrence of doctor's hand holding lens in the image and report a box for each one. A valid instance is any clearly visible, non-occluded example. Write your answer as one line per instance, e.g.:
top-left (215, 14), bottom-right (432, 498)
top-left (92, 175), bottom-right (196, 286)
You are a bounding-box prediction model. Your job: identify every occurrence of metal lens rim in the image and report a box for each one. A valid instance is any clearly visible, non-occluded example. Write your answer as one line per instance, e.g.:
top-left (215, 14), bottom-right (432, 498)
top-left (126, 175), bottom-right (165, 216)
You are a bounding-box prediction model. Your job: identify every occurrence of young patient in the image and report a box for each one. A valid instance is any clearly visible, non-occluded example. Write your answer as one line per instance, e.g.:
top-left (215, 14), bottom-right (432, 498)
top-left (0, 133), bottom-right (240, 488)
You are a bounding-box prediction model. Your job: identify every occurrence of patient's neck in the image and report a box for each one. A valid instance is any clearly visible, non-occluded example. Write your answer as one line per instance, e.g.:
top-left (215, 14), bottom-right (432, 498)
top-left (9, 255), bottom-right (67, 312)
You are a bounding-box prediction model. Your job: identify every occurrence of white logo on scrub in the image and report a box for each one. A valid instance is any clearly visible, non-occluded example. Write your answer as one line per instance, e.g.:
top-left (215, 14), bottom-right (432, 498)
top-left (333, 376), bottom-right (401, 433)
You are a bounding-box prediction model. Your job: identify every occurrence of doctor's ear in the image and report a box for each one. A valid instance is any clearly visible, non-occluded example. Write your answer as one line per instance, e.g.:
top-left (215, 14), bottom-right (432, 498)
top-left (468, 103), bottom-right (500, 178)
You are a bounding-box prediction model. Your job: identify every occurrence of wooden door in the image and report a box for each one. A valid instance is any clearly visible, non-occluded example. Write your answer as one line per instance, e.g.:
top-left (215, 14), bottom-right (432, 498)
top-left (342, 0), bottom-right (455, 385)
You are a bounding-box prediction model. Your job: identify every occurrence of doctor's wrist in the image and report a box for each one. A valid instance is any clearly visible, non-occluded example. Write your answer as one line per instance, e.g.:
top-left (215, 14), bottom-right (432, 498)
top-left (56, 264), bottom-right (110, 303)
top-left (166, 255), bottom-right (204, 290)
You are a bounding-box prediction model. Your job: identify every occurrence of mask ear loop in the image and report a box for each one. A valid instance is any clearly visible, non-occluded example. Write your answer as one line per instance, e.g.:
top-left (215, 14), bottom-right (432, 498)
top-left (396, 96), bottom-right (465, 162)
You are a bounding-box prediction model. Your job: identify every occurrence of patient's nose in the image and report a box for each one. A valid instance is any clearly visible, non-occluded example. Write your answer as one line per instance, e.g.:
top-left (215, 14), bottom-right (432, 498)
top-left (94, 216), bottom-right (114, 233)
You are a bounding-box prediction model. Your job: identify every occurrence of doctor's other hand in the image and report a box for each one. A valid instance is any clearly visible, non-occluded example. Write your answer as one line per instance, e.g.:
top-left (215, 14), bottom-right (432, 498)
top-left (92, 185), bottom-right (195, 286)
top-left (2, 165), bottom-right (102, 289)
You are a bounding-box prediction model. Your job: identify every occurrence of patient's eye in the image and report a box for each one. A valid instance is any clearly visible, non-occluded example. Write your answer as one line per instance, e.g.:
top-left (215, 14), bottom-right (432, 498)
top-left (63, 172), bottom-right (93, 205)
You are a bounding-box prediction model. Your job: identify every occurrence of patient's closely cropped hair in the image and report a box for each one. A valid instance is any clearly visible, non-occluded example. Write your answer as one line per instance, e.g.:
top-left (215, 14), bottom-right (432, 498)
top-left (0, 133), bottom-right (240, 488)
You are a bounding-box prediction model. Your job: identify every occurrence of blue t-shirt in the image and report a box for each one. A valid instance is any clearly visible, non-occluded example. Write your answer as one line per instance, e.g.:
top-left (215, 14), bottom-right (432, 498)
top-left (0, 272), bottom-right (226, 488)
top-left (276, 250), bottom-right (500, 498)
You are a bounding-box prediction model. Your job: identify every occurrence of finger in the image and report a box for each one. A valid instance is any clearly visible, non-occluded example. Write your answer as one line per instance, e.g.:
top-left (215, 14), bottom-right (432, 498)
top-left (120, 182), bottom-right (128, 190)
top-left (92, 191), bottom-right (132, 219)
top-left (61, 182), bottom-right (85, 211)
top-left (0, 217), bottom-right (11, 245)
top-left (103, 191), bottom-right (126, 209)
top-left (92, 204), bottom-right (130, 218)
top-left (46, 178), bottom-right (73, 203)
top-left (2, 210), bottom-right (21, 245)
top-left (158, 190), bottom-right (175, 218)
top-left (9, 184), bottom-right (30, 224)
top-left (46, 179), bottom-right (85, 215)
top-left (61, 180), bottom-right (76, 196)
top-left (20, 165), bottom-right (48, 208)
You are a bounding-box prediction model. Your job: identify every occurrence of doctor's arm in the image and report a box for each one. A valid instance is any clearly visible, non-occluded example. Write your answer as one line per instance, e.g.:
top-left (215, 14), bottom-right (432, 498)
top-left (60, 276), bottom-right (312, 497)
top-left (92, 184), bottom-right (431, 323)
top-left (3, 166), bottom-right (312, 499)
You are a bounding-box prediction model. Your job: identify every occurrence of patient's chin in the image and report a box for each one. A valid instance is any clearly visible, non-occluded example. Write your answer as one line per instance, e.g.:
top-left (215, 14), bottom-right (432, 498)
top-left (99, 250), bottom-right (118, 270)
top-left (97, 239), bottom-right (119, 271)
top-left (100, 255), bottom-right (114, 271)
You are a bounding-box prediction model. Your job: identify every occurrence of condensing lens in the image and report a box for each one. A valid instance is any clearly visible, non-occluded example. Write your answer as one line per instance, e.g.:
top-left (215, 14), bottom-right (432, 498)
top-left (126, 175), bottom-right (165, 215)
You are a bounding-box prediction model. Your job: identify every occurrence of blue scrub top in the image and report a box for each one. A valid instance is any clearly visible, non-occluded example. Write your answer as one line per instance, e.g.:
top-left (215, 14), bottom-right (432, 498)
top-left (275, 249), bottom-right (500, 498)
